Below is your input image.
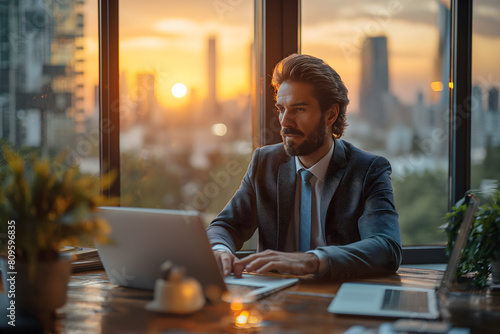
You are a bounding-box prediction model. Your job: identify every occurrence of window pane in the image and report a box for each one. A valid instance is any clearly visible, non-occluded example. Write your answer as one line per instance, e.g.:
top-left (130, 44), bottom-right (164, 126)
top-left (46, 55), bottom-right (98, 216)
top-left (0, 1), bottom-right (99, 246)
top-left (471, 0), bottom-right (500, 193)
top-left (302, 0), bottom-right (450, 245)
top-left (118, 1), bottom-right (254, 231)
top-left (0, 1), bottom-right (99, 174)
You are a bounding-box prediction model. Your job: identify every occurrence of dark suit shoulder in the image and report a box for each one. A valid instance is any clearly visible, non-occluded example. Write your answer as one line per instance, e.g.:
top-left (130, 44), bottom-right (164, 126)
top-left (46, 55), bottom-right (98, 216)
top-left (254, 143), bottom-right (290, 164)
top-left (340, 139), bottom-right (390, 167)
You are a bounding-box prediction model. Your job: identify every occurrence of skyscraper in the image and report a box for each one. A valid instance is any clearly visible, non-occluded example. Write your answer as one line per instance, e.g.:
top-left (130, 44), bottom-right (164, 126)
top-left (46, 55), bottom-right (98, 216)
top-left (136, 73), bottom-right (156, 124)
top-left (359, 36), bottom-right (389, 127)
top-left (488, 87), bottom-right (499, 112)
top-left (0, 0), bottom-right (84, 150)
top-left (472, 85), bottom-right (483, 112)
top-left (431, 1), bottom-right (451, 107)
top-left (207, 35), bottom-right (218, 119)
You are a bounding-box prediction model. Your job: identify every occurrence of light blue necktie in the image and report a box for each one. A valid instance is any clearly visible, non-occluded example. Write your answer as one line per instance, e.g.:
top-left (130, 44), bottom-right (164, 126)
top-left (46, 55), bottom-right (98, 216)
top-left (299, 169), bottom-right (313, 252)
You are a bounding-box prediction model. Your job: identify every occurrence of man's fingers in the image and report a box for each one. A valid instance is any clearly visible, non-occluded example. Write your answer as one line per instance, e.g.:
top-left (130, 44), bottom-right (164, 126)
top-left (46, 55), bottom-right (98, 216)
top-left (234, 254), bottom-right (263, 277)
top-left (235, 250), bottom-right (277, 266)
top-left (234, 255), bottom-right (260, 275)
top-left (215, 254), bottom-right (223, 273)
top-left (233, 261), bottom-right (245, 278)
top-left (214, 251), bottom-right (235, 276)
top-left (242, 256), bottom-right (275, 272)
top-left (232, 251), bottom-right (318, 276)
top-left (221, 252), bottom-right (234, 276)
top-left (234, 253), bottom-right (258, 266)
top-left (254, 261), bottom-right (282, 274)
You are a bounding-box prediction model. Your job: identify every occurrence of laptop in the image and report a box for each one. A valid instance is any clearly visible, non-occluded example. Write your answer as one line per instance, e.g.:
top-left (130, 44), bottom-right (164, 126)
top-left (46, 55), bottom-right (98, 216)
top-left (328, 194), bottom-right (479, 319)
top-left (94, 207), bottom-right (298, 301)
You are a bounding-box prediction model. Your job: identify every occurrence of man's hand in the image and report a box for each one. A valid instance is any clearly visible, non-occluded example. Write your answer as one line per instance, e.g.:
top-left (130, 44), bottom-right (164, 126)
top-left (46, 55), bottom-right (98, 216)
top-left (233, 250), bottom-right (320, 278)
top-left (213, 250), bottom-right (237, 276)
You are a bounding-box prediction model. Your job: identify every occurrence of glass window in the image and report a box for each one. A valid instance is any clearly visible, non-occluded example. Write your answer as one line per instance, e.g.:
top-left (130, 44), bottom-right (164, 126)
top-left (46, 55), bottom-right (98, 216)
top-left (301, 0), bottom-right (450, 245)
top-left (118, 1), bottom-right (254, 235)
top-left (471, 0), bottom-right (500, 193)
top-left (0, 0), bottom-right (99, 174)
top-left (0, 0), bottom-right (98, 247)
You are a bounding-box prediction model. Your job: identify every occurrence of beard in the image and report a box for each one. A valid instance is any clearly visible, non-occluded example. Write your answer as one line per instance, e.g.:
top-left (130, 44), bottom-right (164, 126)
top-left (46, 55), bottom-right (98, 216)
top-left (281, 117), bottom-right (327, 156)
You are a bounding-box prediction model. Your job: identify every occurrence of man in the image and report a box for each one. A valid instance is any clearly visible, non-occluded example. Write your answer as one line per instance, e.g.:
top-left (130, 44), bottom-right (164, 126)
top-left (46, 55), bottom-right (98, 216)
top-left (206, 54), bottom-right (402, 280)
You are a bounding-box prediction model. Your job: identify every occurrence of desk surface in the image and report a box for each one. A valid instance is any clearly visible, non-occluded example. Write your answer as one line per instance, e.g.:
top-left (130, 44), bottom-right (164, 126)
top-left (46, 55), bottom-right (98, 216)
top-left (43, 268), bottom-right (498, 334)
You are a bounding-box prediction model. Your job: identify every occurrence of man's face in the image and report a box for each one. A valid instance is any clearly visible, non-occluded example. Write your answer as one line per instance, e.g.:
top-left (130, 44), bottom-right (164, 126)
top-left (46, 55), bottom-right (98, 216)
top-left (276, 81), bottom-right (328, 156)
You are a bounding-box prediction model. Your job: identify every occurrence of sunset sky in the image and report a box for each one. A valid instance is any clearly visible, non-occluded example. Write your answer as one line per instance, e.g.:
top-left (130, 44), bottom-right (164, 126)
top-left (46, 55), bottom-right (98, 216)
top-left (81, 0), bottom-right (500, 115)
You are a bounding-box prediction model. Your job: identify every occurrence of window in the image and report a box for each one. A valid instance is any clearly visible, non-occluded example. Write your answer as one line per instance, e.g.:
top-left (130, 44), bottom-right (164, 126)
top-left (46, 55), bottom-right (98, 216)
top-left (471, 0), bottom-right (500, 192)
top-left (0, 0), bottom-right (98, 177)
top-left (301, 0), bottom-right (450, 246)
top-left (117, 0), bottom-right (254, 240)
top-left (5, 1), bottom-right (488, 260)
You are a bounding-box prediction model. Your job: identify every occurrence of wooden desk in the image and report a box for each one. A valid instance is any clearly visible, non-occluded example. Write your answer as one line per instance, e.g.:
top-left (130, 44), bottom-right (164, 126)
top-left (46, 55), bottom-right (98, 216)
top-left (50, 268), bottom-right (499, 334)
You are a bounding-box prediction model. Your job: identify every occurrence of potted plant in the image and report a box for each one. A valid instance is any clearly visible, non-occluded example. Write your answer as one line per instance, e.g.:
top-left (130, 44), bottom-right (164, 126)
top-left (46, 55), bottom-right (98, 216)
top-left (0, 145), bottom-right (116, 329)
top-left (444, 188), bottom-right (500, 288)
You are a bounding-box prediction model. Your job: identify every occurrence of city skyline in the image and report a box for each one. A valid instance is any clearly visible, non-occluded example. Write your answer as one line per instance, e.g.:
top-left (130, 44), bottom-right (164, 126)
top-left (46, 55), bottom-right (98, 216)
top-left (77, 0), bottom-right (500, 117)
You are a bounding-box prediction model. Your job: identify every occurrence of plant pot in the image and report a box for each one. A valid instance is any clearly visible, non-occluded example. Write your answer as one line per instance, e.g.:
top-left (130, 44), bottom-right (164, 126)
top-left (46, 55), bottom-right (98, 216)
top-left (492, 260), bottom-right (500, 284)
top-left (1, 254), bottom-right (72, 328)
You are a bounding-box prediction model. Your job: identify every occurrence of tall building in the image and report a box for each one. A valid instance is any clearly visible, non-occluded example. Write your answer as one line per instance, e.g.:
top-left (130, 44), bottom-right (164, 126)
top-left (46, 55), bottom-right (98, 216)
top-left (471, 85), bottom-right (500, 161)
top-left (471, 85), bottom-right (486, 153)
top-left (488, 87), bottom-right (499, 112)
top-left (472, 85), bottom-right (483, 112)
top-left (207, 35), bottom-right (219, 120)
top-left (136, 73), bottom-right (156, 124)
top-left (425, 1), bottom-right (450, 158)
top-left (0, 0), bottom-right (14, 142)
top-left (485, 86), bottom-right (500, 147)
top-left (359, 36), bottom-right (389, 127)
top-left (0, 0), bottom-right (84, 150)
top-left (431, 1), bottom-right (451, 107)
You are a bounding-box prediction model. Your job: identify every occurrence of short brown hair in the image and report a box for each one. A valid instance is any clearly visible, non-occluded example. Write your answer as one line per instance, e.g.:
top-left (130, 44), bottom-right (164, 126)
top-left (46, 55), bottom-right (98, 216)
top-left (272, 54), bottom-right (349, 138)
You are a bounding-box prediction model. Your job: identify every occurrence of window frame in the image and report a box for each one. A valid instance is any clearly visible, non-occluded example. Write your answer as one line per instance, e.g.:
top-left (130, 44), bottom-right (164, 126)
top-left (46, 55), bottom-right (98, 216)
top-left (98, 0), bottom-right (475, 264)
top-left (98, 0), bottom-right (120, 198)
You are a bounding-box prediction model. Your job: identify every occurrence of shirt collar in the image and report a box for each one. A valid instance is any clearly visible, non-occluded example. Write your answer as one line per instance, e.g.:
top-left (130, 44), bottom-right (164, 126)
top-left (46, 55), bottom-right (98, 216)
top-left (295, 139), bottom-right (335, 182)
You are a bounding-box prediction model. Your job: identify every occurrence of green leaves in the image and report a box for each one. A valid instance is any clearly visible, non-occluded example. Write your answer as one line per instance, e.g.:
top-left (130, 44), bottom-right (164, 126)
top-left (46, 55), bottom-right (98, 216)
top-left (445, 189), bottom-right (500, 287)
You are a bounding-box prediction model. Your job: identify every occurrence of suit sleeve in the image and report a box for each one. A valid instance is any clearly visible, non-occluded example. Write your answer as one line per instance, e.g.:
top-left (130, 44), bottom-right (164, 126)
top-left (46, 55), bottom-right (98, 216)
top-left (316, 156), bottom-right (402, 280)
top-left (205, 149), bottom-right (260, 253)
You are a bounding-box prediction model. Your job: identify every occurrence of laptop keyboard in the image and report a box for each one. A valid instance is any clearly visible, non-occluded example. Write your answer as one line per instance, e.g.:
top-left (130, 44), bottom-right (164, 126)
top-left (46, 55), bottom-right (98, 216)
top-left (381, 289), bottom-right (429, 312)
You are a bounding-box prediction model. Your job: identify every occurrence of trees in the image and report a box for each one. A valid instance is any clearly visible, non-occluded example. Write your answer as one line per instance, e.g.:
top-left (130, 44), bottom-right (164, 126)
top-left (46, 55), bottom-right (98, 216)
top-left (393, 170), bottom-right (448, 245)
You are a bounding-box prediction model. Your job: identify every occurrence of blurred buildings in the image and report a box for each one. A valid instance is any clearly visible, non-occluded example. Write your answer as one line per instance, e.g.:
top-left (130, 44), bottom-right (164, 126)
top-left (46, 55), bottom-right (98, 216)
top-left (347, 2), bottom-right (453, 176)
top-left (0, 0), bottom-right (85, 152)
top-left (117, 35), bottom-right (252, 210)
top-left (359, 36), bottom-right (390, 128)
top-left (471, 85), bottom-right (500, 162)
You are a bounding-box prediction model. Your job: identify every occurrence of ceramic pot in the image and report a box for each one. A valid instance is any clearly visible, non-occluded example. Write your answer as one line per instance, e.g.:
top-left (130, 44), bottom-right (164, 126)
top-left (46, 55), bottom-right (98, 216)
top-left (492, 260), bottom-right (500, 284)
top-left (1, 255), bottom-right (72, 318)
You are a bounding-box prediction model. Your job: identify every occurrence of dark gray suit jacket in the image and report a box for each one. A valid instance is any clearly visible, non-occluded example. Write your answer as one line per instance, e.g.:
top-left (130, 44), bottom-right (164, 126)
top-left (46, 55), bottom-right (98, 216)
top-left (206, 138), bottom-right (402, 280)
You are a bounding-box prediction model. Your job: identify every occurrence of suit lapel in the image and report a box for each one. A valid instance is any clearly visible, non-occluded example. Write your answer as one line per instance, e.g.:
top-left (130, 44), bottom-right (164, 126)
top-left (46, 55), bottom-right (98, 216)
top-left (277, 157), bottom-right (296, 250)
top-left (320, 138), bottom-right (348, 225)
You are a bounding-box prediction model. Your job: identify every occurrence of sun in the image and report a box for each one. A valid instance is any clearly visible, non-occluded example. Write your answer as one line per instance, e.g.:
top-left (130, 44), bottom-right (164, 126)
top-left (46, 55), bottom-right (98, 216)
top-left (171, 83), bottom-right (187, 98)
top-left (211, 123), bottom-right (227, 136)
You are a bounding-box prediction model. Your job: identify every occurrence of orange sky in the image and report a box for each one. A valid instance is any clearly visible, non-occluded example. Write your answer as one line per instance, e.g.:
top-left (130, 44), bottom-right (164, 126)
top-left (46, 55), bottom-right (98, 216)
top-left (81, 0), bottom-right (500, 116)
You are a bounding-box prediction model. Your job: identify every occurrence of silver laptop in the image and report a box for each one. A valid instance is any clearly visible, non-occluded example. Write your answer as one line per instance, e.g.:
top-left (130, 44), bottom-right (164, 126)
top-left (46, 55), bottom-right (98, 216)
top-left (95, 207), bottom-right (298, 301)
top-left (328, 194), bottom-right (479, 319)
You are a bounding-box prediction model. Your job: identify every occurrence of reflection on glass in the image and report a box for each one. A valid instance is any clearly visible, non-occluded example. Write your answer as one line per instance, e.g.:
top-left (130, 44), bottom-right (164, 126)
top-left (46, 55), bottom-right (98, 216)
top-left (471, 0), bottom-right (500, 195)
top-left (302, 0), bottom-right (451, 245)
top-left (118, 1), bottom-right (253, 231)
top-left (0, 0), bottom-right (99, 172)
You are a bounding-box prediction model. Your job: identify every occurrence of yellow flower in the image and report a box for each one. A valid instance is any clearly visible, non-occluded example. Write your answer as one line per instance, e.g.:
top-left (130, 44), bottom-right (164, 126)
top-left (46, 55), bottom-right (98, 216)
top-left (4, 147), bottom-right (24, 174)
